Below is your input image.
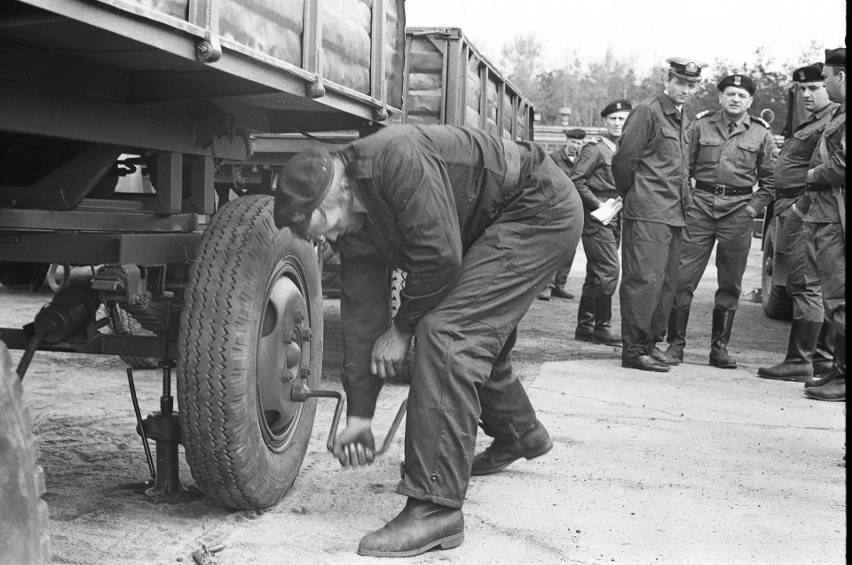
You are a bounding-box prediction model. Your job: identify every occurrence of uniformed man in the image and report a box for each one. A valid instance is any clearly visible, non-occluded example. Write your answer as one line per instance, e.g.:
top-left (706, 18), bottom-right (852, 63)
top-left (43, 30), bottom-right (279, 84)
top-left (663, 74), bottom-right (776, 368)
top-left (570, 100), bottom-right (631, 346)
top-left (539, 127), bottom-right (586, 300)
top-left (757, 63), bottom-right (838, 382)
top-left (612, 57), bottom-right (706, 372)
top-left (274, 125), bottom-right (583, 556)
top-left (802, 47), bottom-right (845, 402)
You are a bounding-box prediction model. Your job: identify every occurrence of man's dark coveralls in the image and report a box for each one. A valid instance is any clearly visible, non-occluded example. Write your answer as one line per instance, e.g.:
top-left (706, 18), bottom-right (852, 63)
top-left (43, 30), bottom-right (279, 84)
top-left (335, 125), bottom-right (583, 507)
top-left (804, 100), bottom-right (846, 393)
top-left (665, 112), bottom-right (776, 363)
top-left (612, 93), bottom-right (690, 361)
top-left (759, 101), bottom-right (838, 378)
top-left (570, 136), bottom-right (621, 339)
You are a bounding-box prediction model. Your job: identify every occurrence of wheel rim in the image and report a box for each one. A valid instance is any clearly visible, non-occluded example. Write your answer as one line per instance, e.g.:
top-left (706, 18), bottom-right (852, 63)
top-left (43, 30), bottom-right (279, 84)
top-left (256, 257), bottom-right (312, 452)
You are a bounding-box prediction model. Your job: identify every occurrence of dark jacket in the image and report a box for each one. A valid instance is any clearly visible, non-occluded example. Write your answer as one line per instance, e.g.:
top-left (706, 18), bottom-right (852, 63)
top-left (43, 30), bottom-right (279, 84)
top-left (689, 111), bottom-right (777, 217)
top-left (569, 135), bottom-right (619, 212)
top-left (612, 93), bottom-right (691, 226)
top-left (335, 125), bottom-right (570, 416)
top-left (805, 102), bottom-right (846, 223)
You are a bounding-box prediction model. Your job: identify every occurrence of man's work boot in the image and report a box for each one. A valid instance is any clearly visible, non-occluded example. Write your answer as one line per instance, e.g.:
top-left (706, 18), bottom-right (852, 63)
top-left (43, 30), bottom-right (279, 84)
top-left (649, 346), bottom-right (680, 365)
top-left (805, 331), bottom-right (845, 395)
top-left (551, 286), bottom-right (574, 299)
top-left (358, 498), bottom-right (464, 557)
top-left (804, 377), bottom-right (846, 401)
top-left (592, 295), bottom-right (621, 346)
top-left (664, 306), bottom-right (690, 363)
top-left (812, 322), bottom-right (837, 376)
top-left (537, 286), bottom-right (552, 301)
top-left (574, 293), bottom-right (596, 341)
top-left (621, 354), bottom-right (671, 372)
top-left (471, 420), bottom-right (552, 476)
top-left (709, 308), bottom-right (737, 369)
top-left (757, 320), bottom-right (821, 381)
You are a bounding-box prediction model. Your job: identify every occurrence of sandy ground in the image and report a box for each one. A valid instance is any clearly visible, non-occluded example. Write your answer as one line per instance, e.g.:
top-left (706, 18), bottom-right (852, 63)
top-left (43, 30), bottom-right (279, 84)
top-left (1, 239), bottom-right (845, 564)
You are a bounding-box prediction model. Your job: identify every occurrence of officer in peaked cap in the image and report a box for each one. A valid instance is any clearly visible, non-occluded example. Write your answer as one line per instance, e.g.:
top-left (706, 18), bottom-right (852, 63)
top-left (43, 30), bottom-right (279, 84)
top-left (570, 99), bottom-right (632, 347)
top-left (801, 46), bottom-right (846, 401)
top-left (757, 61), bottom-right (838, 384)
top-left (538, 127), bottom-right (588, 300)
top-left (664, 72), bottom-right (777, 369)
top-left (275, 124), bottom-right (585, 556)
top-left (611, 58), bottom-right (704, 372)
top-left (665, 57), bottom-right (708, 82)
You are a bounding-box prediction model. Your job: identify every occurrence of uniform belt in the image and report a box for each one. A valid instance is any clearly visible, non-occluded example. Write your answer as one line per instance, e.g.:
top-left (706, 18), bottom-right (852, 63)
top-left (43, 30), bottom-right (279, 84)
top-left (776, 186), bottom-right (806, 200)
top-left (805, 181), bottom-right (832, 192)
top-left (501, 139), bottom-right (521, 190)
top-left (694, 181), bottom-right (752, 196)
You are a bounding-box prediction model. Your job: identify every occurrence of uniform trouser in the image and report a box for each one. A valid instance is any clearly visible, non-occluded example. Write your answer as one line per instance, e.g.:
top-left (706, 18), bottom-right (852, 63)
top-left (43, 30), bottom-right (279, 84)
top-left (620, 219), bottom-right (682, 358)
top-left (551, 248), bottom-right (576, 288)
top-left (672, 204), bottom-right (752, 312)
top-left (396, 188), bottom-right (583, 508)
top-left (581, 214), bottom-right (621, 298)
top-left (778, 206), bottom-right (823, 323)
top-left (808, 220), bottom-right (845, 351)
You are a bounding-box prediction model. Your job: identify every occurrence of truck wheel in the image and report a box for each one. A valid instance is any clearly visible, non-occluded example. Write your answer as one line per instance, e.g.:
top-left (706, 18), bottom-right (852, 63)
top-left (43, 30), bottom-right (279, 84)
top-left (761, 217), bottom-right (793, 321)
top-left (177, 195), bottom-right (322, 510)
top-left (0, 341), bottom-right (50, 565)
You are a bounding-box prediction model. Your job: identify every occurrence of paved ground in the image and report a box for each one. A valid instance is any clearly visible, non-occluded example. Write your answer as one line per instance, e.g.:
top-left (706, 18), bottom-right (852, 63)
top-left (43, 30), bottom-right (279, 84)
top-left (1, 238), bottom-right (845, 564)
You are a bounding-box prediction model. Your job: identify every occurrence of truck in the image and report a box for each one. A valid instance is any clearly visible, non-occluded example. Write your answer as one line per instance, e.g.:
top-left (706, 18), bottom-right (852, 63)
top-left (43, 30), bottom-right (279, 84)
top-left (0, 0), bottom-right (406, 560)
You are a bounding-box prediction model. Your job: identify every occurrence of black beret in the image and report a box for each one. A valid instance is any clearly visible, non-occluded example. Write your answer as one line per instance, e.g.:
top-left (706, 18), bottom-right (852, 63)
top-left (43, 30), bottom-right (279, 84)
top-left (717, 74), bottom-right (756, 95)
top-left (665, 57), bottom-right (708, 81)
top-left (563, 128), bottom-right (586, 139)
top-left (273, 146), bottom-right (335, 236)
top-left (793, 63), bottom-right (824, 82)
top-left (824, 47), bottom-right (846, 66)
top-left (600, 99), bottom-right (632, 117)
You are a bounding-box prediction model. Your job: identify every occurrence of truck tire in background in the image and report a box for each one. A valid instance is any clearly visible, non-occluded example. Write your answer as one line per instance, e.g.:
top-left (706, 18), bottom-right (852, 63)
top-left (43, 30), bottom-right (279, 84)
top-left (177, 195), bottom-right (322, 510)
top-left (0, 340), bottom-right (50, 565)
top-left (761, 216), bottom-right (794, 321)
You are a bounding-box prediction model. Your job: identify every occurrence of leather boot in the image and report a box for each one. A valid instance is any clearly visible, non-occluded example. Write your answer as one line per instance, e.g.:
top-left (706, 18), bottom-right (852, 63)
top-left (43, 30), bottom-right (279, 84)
top-left (358, 498), bottom-right (464, 557)
top-left (471, 419), bottom-right (552, 476)
top-left (709, 308), bottom-right (737, 369)
top-left (664, 306), bottom-right (690, 362)
top-left (592, 295), bottom-right (621, 346)
top-left (537, 285), bottom-right (552, 301)
top-left (574, 293), bottom-right (596, 341)
top-left (805, 332), bottom-right (845, 393)
top-left (812, 322), bottom-right (837, 376)
top-left (757, 320), bottom-right (821, 381)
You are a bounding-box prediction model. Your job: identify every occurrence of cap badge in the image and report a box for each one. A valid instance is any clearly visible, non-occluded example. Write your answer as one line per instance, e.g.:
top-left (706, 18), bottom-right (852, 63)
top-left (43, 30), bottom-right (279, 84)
top-left (290, 212), bottom-right (306, 224)
top-left (616, 103), bottom-right (622, 109)
top-left (686, 62), bottom-right (697, 73)
top-left (797, 70), bottom-right (805, 81)
top-left (733, 75), bottom-right (742, 85)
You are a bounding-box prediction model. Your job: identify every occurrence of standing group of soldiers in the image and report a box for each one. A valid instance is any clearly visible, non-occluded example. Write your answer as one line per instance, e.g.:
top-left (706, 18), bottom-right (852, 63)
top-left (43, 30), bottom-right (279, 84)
top-left (555, 50), bottom-right (845, 405)
top-left (270, 47), bottom-right (844, 557)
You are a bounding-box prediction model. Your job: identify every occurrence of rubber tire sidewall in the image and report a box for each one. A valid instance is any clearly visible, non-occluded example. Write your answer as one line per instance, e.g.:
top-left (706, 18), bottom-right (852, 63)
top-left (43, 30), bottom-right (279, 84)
top-left (177, 195), bottom-right (322, 510)
top-left (761, 216), bottom-right (794, 321)
top-left (0, 340), bottom-right (50, 564)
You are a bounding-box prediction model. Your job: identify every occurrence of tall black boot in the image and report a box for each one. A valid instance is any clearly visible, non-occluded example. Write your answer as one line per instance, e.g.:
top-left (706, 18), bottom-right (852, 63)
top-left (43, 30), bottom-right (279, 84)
top-left (757, 320), bottom-right (821, 381)
top-left (664, 306), bottom-right (691, 362)
top-left (709, 308), bottom-right (737, 369)
top-left (812, 322), bottom-right (836, 376)
top-left (805, 331), bottom-right (845, 401)
top-left (592, 295), bottom-right (621, 345)
top-left (574, 293), bottom-right (596, 341)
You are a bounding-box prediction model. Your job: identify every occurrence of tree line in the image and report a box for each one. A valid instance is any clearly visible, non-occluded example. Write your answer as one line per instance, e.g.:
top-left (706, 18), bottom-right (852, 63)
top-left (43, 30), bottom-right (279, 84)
top-left (500, 35), bottom-right (826, 135)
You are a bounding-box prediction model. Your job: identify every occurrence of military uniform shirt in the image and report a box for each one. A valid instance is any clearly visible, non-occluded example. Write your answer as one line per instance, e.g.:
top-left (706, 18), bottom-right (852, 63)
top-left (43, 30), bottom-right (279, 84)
top-left (549, 148), bottom-right (576, 176)
top-left (612, 93), bottom-right (691, 226)
top-left (806, 101), bottom-right (846, 223)
top-left (570, 135), bottom-right (619, 211)
top-left (689, 112), bottom-right (777, 218)
top-left (773, 102), bottom-right (838, 214)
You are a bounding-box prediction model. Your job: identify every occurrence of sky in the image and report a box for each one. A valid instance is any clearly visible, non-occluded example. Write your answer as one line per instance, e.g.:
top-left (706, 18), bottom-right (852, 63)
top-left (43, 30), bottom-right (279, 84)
top-left (405, 0), bottom-right (847, 76)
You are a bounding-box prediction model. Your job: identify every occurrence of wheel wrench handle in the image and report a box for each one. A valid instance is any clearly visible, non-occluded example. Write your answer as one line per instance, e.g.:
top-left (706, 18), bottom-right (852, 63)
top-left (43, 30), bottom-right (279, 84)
top-left (290, 382), bottom-right (407, 456)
